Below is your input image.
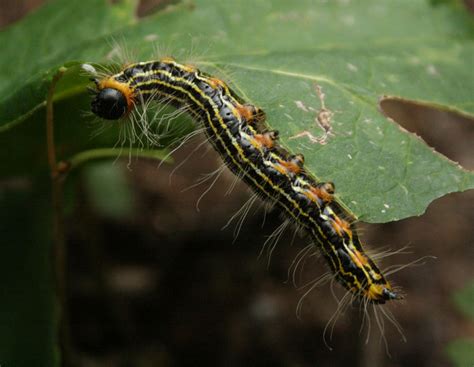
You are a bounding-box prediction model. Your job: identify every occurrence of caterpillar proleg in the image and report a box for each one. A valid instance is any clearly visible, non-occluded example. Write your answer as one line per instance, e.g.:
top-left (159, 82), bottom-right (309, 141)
top-left (85, 57), bottom-right (401, 305)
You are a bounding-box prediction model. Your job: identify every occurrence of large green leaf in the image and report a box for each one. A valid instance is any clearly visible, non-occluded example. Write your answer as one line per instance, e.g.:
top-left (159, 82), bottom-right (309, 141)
top-left (1, 0), bottom-right (473, 222)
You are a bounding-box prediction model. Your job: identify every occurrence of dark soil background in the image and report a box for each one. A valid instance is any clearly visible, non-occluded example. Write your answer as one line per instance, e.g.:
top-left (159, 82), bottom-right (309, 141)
top-left (2, 1), bottom-right (473, 366)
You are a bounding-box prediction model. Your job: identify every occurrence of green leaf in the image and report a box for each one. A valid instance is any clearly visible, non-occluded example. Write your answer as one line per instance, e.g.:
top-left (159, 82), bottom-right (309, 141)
top-left (453, 281), bottom-right (474, 320)
top-left (1, 0), bottom-right (474, 223)
top-left (446, 338), bottom-right (474, 367)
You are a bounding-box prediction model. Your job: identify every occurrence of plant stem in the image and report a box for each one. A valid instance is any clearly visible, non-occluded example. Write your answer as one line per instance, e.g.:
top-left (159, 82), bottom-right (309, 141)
top-left (46, 67), bottom-right (73, 367)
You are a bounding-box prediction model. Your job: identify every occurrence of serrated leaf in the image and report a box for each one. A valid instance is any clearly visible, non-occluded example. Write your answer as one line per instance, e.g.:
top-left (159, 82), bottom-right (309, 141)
top-left (1, 0), bottom-right (474, 223)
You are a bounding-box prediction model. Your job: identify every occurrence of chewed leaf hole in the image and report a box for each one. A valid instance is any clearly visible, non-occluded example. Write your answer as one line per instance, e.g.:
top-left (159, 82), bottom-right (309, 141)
top-left (380, 97), bottom-right (474, 171)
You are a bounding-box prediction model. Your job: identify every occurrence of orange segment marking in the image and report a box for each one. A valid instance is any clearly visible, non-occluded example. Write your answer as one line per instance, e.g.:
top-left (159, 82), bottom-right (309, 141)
top-left (236, 104), bottom-right (256, 122)
top-left (309, 185), bottom-right (333, 203)
top-left (254, 133), bottom-right (275, 149)
top-left (331, 216), bottom-right (352, 238)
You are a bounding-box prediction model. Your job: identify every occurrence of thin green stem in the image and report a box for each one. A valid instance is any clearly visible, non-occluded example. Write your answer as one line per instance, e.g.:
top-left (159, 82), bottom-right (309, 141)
top-left (46, 66), bottom-right (73, 367)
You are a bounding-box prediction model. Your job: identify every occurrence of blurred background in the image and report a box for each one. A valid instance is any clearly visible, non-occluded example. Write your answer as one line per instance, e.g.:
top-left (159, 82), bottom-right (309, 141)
top-left (1, 1), bottom-right (473, 366)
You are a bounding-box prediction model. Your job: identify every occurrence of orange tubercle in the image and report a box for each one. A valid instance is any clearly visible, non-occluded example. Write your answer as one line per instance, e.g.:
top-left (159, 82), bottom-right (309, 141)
top-left (236, 104), bottom-right (256, 122)
top-left (208, 77), bottom-right (227, 89)
top-left (278, 156), bottom-right (304, 174)
top-left (309, 186), bottom-right (333, 203)
top-left (254, 133), bottom-right (275, 149)
top-left (331, 216), bottom-right (352, 238)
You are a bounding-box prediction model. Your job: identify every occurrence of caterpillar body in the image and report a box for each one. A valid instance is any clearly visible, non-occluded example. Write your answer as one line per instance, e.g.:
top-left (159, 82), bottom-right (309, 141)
top-left (87, 57), bottom-right (400, 305)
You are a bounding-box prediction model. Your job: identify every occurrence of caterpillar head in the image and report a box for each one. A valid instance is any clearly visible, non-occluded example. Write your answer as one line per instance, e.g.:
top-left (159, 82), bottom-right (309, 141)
top-left (83, 64), bottom-right (134, 120)
top-left (91, 87), bottom-right (128, 120)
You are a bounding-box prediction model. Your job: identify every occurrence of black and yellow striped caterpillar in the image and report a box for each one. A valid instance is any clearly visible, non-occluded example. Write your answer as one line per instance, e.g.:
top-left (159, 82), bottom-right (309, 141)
top-left (86, 57), bottom-right (400, 305)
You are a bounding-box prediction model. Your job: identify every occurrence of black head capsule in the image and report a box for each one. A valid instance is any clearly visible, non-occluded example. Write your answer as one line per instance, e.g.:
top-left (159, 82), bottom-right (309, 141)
top-left (91, 88), bottom-right (128, 120)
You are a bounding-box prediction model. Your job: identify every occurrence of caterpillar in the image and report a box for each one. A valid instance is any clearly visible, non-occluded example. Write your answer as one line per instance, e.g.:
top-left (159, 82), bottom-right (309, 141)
top-left (85, 57), bottom-right (400, 306)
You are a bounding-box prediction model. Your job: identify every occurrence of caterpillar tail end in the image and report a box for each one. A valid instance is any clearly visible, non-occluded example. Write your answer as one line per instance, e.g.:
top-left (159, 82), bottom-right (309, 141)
top-left (368, 284), bottom-right (402, 304)
top-left (383, 287), bottom-right (401, 301)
